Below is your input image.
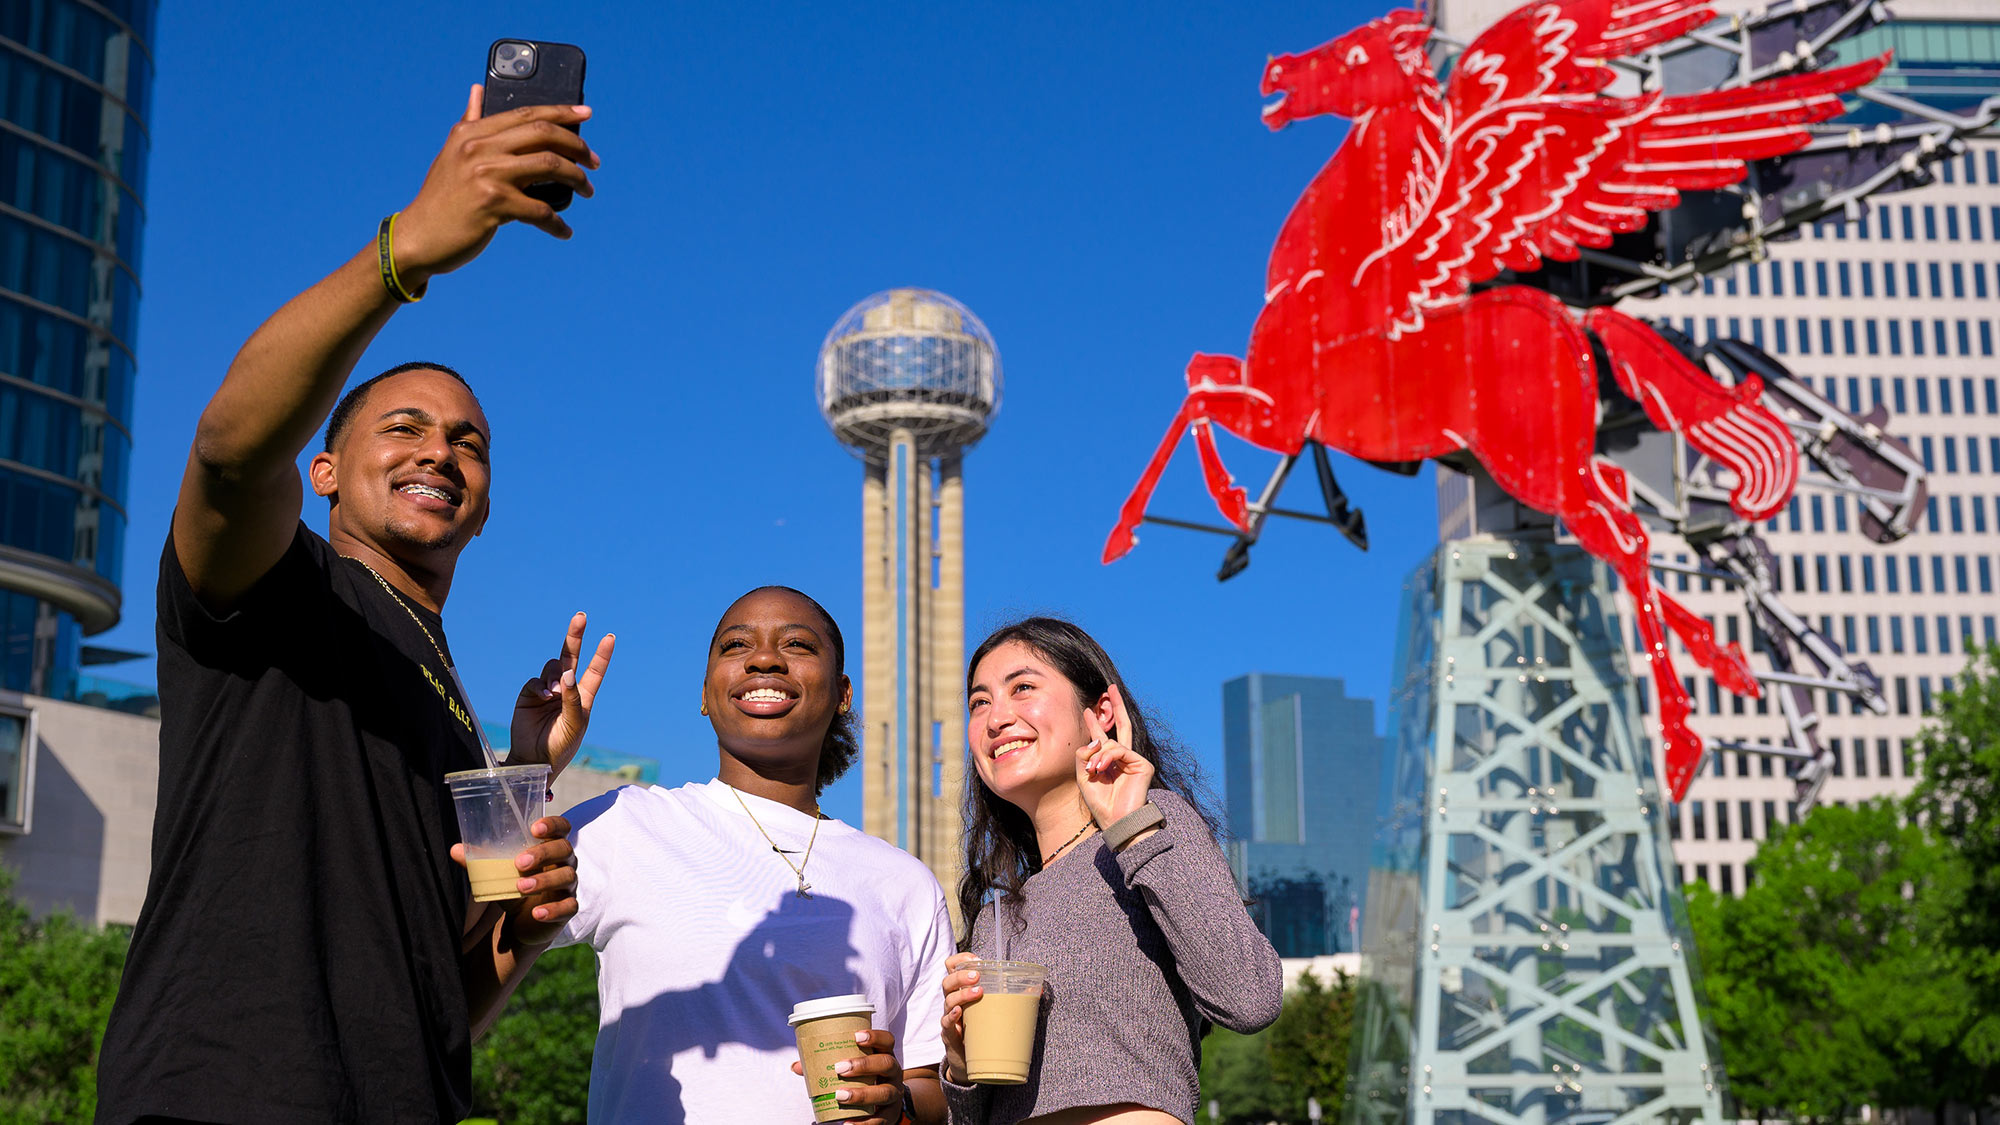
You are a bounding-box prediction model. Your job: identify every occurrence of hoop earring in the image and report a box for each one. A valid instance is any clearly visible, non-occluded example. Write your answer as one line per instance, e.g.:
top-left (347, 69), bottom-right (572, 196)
top-left (699, 703), bottom-right (709, 716)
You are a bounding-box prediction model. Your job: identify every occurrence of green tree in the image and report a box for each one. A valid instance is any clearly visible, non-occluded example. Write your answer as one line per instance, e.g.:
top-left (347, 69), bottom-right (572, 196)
top-left (1200, 1022), bottom-right (1284, 1124)
top-left (469, 943), bottom-right (598, 1125)
top-left (1269, 968), bottom-right (1355, 1119)
top-left (1199, 967), bottom-right (1356, 1124)
top-left (1687, 800), bottom-right (1970, 1117)
top-left (1907, 643), bottom-right (2000, 1090)
top-left (0, 870), bottom-right (130, 1125)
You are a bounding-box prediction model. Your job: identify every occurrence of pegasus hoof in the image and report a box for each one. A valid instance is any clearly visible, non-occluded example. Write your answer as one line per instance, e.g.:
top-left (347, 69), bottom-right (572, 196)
top-left (1661, 727), bottom-right (1703, 802)
top-left (1103, 524), bottom-right (1138, 563)
top-left (1218, 487), bottom-right (1251, 532)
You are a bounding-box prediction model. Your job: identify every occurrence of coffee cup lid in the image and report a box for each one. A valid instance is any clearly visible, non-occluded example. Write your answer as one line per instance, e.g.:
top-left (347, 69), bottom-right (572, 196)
top-left (788, 994), bottom-right (875, 1026)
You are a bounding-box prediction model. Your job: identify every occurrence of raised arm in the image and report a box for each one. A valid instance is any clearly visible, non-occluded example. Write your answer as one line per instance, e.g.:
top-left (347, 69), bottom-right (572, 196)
top-left (1078, 695), bottom-right (1283, 1033)
top-left (174, 87), bottom-right (596, 607)
top-left (1109, 791), bottom-right (1282, 1032)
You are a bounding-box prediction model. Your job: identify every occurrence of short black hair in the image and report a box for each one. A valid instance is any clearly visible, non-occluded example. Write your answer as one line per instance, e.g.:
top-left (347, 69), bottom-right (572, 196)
top-left (323, 361), bottom-right (478, 452)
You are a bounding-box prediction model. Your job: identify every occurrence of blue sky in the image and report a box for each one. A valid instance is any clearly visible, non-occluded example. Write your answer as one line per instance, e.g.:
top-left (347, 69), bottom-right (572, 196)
top-left (98, 0), bottom-right (1439, 825)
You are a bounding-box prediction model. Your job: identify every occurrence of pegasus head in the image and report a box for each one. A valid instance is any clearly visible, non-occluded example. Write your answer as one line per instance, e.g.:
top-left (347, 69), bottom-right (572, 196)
top-left (1262, 10), bottom-right (1433, 130)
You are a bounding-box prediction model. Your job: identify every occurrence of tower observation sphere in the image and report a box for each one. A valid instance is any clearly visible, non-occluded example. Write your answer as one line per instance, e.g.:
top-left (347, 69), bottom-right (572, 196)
top-left (817, 287), bottom-right (999, 914)
top-left (817, 288), bottom-right (1002, 457)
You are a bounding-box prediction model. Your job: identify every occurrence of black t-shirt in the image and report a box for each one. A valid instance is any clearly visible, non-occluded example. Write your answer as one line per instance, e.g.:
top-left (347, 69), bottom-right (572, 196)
top-left (97, 526), bottom-right (487, 1124)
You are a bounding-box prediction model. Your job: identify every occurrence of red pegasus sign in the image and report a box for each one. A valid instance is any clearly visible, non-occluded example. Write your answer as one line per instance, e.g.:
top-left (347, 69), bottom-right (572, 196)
top-left (1104, 0), bottom-right (1886, 800)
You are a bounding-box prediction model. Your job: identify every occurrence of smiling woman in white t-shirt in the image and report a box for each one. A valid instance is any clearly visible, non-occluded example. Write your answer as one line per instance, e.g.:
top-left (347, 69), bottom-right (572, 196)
top-left (481, 586), bottom-right (952, 1124)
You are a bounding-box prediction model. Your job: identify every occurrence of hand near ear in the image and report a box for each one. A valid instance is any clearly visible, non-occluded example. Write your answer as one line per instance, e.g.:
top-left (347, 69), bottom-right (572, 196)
top-left (1075, 684), bottom-right (1153, 827)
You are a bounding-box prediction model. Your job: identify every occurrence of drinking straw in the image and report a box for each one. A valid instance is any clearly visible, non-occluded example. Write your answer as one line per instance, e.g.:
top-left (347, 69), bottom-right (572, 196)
top-left (450, 665), bottom-right (533, 842)
top-left (994, 890), bottom-right (1007, 962)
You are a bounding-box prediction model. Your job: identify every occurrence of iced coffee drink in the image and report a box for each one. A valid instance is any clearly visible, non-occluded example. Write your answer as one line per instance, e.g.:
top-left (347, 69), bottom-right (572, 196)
top-left (444, 764), bottom-right (548, 903)
top-left (961, 960), bottom-right (1047, 1084)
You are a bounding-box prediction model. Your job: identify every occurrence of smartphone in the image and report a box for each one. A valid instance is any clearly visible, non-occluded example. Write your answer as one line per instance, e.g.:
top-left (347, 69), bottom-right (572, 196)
top-left (481, 39), bottom-right (587, 212)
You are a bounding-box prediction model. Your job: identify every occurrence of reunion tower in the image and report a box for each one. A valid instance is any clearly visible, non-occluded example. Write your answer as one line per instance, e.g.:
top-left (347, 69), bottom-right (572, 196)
top-left (817, 289), bottom-right (1002, 896)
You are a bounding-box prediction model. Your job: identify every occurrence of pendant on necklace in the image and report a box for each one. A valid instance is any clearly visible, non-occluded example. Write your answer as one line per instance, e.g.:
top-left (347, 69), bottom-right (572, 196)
top-left (796, 882), bottom-right (813, 898)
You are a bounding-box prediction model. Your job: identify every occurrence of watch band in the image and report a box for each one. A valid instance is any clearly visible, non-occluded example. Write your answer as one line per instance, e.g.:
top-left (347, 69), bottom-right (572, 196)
top-left (1102, 801), bottom-right (1165, 851)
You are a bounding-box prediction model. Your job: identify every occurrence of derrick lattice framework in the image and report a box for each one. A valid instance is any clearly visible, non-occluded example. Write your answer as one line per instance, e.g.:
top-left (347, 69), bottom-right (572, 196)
top-left (1350, 539), bottom-right (1722, 1124)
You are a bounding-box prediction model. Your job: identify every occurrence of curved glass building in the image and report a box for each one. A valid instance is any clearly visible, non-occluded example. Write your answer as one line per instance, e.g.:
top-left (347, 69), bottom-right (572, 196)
top-left (0, 0), bottom-right (156, 698)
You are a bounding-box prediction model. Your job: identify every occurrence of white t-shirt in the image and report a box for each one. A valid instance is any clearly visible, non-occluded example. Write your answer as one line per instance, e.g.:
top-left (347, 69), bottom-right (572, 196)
top-left (555, 779), bottom-right (953, 1124)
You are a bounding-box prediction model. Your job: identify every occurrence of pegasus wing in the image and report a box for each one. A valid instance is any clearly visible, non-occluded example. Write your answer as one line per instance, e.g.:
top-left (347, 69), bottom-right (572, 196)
top-left (1444, 0), bottom-right (1713, 124)
top-left (1403, 0), bottom-right (1885, 316)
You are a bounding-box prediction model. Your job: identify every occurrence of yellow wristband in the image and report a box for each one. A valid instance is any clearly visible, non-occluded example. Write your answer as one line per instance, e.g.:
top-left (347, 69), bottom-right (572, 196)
top-left (377, 213), bottom-right (425, 303)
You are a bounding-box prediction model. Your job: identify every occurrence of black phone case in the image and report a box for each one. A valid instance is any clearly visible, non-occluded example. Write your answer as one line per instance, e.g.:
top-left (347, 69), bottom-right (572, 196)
top-left (482, 39), bottom-right (587, 212)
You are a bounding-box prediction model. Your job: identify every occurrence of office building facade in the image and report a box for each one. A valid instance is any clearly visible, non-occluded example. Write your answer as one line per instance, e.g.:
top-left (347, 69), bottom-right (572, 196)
top-left (0, 0), bottom-right (156, 696)
top-left (1436, 0), bottom-right (2000, 895)
top-left (0, 0), bottom-right (158, 840)
top-left (1223, 673), bottom-right (1383, 956)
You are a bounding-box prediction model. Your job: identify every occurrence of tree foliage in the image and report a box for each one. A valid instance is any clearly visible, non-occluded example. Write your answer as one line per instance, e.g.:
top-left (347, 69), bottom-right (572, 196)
top-left (1688, 643), bottom-right (2000, 1114)
top-left (0, 870), bottom-right (130, 1125)
top-left (1200, 1022), bottom-right (1285, 1124)
top-left (469, 942), bottom-right (598, 1125)
top-left (1687, 801), bottom-right (1968, 1116)
top-left (1200, 967), bottom-right (1355, 1124)
top-left (1908, 644), bottom-right (2000, 1077)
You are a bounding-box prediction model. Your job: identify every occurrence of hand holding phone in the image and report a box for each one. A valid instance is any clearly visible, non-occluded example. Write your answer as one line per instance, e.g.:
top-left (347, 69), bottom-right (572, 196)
top-left (481, 39), bottom-right (589, 212)
top-left (389, 92), bottom-right (595, 287)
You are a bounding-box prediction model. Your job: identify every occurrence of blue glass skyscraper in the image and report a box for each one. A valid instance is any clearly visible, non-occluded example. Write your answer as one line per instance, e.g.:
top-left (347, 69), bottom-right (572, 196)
top-left (1222, 672), bottom-right (1384, 956)
top-left (0, 0), bottom-right (156, 697)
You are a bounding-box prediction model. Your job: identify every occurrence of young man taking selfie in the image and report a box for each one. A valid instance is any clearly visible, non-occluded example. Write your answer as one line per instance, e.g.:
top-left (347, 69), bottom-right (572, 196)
top-left (96, 88), bottom-right (614, 1125)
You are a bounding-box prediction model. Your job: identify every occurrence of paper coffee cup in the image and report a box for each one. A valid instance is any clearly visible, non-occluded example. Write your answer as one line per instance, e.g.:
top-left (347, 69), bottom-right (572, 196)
top-left (789, 994), bottom-right (876, 1122)
top-left (961, 960), bottom-right (1047, 1084)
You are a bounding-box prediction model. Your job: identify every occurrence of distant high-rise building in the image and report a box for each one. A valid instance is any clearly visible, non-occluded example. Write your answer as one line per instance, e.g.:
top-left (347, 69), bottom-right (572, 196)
top-left (817, 289), bottom-right (1001, 899)
top-left (0, 0), bottom-right (157, 699)
top-left (1436, 0), bottom-right (2000, 896)
top-left (1222, 673), bottom-right (1383, 956)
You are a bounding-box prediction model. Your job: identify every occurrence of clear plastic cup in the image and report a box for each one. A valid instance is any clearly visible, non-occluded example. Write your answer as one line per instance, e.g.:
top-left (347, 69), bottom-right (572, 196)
top-left (961, 960), bottom-right (1047, 1084)
top-left (444, 764), bottom-right (548, 902)
top-left (789, 994), bottom-right (876, 1122)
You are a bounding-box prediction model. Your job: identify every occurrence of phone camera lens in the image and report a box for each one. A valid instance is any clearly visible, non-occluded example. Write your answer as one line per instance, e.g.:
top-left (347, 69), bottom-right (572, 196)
top-left (497, 43), bottom-right (516, 60)
top-left (512, 59), bottom-right (530, 74)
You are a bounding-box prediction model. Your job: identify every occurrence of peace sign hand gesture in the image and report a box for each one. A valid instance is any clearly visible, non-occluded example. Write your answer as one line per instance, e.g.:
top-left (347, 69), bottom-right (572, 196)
top-left (509, 611), bottom-right (615, 778)
top-left (1076, 684), bottom-right (1155, 829)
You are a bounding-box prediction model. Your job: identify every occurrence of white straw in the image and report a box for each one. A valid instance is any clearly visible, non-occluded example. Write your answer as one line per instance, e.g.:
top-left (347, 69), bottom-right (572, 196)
top-left (449, 665), bottom-right (531, 841)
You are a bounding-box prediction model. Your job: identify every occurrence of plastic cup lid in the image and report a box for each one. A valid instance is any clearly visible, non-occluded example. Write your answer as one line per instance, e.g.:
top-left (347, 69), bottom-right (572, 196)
top-left (444, 763), bottom-right (551, 784)
top-left (970, 959), bottom-right (1047, 975)
top-left (788, 994), bottom-right (875, 1026)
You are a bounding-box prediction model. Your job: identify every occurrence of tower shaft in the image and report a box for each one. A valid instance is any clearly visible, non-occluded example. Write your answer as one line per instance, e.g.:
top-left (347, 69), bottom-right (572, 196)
top-left (861, 430), bottom-right (966, 909)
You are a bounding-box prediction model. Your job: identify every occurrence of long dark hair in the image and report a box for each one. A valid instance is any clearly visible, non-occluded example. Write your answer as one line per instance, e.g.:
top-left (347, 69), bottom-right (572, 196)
top-left (956, 616), bottom-right (1222, 945)
top-left (711, 586), bottom-right (860, 796)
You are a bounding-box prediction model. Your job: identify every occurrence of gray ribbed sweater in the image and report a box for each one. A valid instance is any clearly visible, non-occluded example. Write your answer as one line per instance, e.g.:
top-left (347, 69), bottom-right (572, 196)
top-left (943, 790), bottom-right (1283, 1125)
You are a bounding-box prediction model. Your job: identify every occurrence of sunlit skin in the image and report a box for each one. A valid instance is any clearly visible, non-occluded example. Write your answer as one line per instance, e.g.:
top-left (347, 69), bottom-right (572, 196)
top-left (306, 368), bottom-right (492, 614)
top-left (964, 641), bottom-right (1113, 849)
top-left (701, 588), bottom-right (852, 816)
top-left (941, 641), bottom-right (1172, 1121)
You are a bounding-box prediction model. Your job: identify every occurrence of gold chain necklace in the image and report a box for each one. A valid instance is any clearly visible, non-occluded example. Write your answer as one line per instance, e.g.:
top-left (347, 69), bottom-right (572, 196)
top-left (354, 560), bottom-right (452, 670)
top-left (729, 785), bottom-right (823, 898)
top-left (349, 558), bottom-right (492, 755)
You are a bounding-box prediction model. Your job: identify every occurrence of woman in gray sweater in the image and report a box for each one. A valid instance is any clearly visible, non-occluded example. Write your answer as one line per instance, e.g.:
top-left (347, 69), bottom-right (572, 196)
top-left (938, 617), bottom-right (1283, 1125)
